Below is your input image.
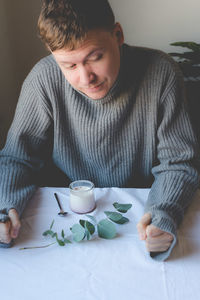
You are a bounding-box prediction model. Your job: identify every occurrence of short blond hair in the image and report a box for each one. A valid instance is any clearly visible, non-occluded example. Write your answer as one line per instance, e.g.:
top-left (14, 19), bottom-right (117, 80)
top-left (38, 0), bottom-right (115, 51)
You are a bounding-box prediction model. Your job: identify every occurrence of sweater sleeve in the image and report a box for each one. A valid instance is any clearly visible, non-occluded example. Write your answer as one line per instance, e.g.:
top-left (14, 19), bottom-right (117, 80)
top-left (144, 58), bottom-right (200, 261)
top-left (0, 77), bottom-right (53, 222)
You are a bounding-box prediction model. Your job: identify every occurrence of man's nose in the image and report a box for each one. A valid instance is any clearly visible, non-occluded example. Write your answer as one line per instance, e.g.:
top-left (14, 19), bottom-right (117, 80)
top-left (79, 66), bottom-right (96, 86)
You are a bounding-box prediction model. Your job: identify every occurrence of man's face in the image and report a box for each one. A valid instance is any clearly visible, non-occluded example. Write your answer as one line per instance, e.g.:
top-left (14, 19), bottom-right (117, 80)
top-left (52, 23), bottom-right (124, 100)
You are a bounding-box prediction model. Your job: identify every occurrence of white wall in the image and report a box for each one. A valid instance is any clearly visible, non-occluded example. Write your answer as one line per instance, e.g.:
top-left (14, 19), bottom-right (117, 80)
top-left (1, 0), bottom-right (200, 148)
top-left (109, 0), bottom-right (200, 53)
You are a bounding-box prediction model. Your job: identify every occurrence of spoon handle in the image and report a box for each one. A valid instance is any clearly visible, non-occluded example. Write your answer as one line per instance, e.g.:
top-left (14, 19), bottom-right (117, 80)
top-left (54, 193), bottom-right (63, 211)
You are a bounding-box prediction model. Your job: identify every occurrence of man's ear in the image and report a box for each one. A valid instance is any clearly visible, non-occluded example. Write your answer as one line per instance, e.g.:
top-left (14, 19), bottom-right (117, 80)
top-left (113, 22), bottom-right (124, 46)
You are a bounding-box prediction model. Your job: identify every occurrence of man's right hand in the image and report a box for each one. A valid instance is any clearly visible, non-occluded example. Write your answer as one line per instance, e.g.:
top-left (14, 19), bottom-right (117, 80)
top-left (0, 209), bottom-right (21, 244)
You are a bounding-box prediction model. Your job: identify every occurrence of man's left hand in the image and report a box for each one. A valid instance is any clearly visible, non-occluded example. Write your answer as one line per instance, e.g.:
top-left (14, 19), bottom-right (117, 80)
top-left (137, 213), bottom-right (174, 252)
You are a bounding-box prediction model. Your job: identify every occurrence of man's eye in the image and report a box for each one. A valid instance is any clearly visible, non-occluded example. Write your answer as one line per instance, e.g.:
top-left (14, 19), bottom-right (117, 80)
top-left (90, 53), bottom-right (103, 61)
top-left (65, 64), bottom-right (76, 70)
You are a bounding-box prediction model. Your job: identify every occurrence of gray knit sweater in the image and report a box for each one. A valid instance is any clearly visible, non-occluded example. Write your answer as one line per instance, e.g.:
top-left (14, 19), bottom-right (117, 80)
top-left (0, 44), bottom-right (199, 260)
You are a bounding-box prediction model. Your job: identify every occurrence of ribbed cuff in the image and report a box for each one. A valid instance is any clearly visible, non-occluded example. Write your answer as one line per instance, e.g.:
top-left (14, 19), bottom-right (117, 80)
top-left (0, 211), bottom-right (14, 248)
top-left (151, 217), bottom-right (177, 261)
top-left (0, 212), bottom-right (10, 223)
top-left (0, 205), bottom-right (18, 222)
top-left (0, 240), bottom-right (13, 248)
top-left (145, 209), bottom-right (177, 261)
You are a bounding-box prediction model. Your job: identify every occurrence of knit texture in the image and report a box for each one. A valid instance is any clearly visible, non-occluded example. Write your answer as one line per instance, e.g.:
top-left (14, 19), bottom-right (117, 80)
top-left (0, 44), bottom-right (199, 260)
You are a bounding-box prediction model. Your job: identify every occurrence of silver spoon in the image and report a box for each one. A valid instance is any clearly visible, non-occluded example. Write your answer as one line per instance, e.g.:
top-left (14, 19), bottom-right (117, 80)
top-left (54, 193), bottom-right (68, 216)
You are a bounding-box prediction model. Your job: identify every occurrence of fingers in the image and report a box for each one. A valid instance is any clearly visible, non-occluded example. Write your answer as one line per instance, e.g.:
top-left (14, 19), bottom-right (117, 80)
top-left (0, 220), bottom-right (12, 243)
top-left (0, 209), bottom-right (21, 244)
top-left (146, 224), bottom-right (163, 237)
top-left (146, 236), bottom-right (173, 252)
top-left (145, 224), bottom-right (174, 252)
top-left (8, 209), bottom-right (21, 239)
top-left (137, 215), bottom-right (174, 253)
top-left (137, 213), bottom-right (151, 240)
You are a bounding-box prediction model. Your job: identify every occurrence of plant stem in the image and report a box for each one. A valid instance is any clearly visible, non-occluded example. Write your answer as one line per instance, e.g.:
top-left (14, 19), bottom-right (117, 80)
top-left (19, 242), bottom-right (56, 250)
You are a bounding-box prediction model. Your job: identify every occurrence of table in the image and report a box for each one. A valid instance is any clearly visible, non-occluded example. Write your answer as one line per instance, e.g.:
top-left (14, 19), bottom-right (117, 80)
top-left (1, 187), bottom-right (200, 300)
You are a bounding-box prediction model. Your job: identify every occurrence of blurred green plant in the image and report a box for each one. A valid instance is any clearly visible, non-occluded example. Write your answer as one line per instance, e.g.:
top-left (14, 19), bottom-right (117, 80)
top-left (169, 41), bottom-right (200, 144)
top-left (169, 41), bottom-right (200, 81)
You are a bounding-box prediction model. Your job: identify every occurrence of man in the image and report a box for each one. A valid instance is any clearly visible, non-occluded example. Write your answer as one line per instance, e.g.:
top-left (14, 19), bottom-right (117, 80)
top-left (0, 0), bottom-right (199, 261)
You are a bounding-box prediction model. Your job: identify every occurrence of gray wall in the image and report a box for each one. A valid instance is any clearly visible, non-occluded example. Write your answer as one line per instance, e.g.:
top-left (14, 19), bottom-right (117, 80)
top-left (0, 0), bottom-right (47, 148)
top-left (1, 0), bottom-right (200, 148)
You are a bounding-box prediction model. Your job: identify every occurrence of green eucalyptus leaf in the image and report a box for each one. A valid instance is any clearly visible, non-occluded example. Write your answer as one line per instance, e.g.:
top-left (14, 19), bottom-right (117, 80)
top-left (104, 211), bottom-right (129, 224)
top-left (79, 220), bottom-right (95, 235)
top-left (43, 230), bottom-right (55, 237)
top-left (85, 215), bottom-right (97, 224)
top-left (56, 235), bottom-right (65, 246)
top-left (97, 219), bottom-right (116, 239)
top-left (115, 216), bottom-right (129, 224)
top-left (104, 211), bottom-right (123, 221)
top-left (70, 224), bottom-right (86, 242)
top-left (43, 230), bottom-right (50, 236)
top-left (86, 222), bottom-right (95, 235)
top-left (79, 220), bottom-right (85, 227)
top-left (80, 220), bottom-right (94, 240)
top-left (61, 229), bottom-right (65, 239)
top-left (113, 202), bottom-right (132, 213)
top-left (50, 220), bottom-right (55, 230)
top-left (64, 238), bottom-right (72, 244)
top-left (85, 230), bottom-right (92, 241)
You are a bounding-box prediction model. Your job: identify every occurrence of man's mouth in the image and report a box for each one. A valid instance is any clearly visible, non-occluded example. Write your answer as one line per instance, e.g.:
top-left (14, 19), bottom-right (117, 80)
top-left (83, 81), bottom-right (105, 92)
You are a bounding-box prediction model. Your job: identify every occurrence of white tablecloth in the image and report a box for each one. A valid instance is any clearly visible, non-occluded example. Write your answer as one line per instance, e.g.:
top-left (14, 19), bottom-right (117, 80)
top-left (1, 187), bottom-right (200, 300)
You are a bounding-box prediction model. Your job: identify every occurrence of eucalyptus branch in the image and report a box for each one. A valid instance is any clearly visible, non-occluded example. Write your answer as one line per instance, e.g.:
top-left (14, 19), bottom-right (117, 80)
top-left (19, 202), bottom-right (132, 250)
